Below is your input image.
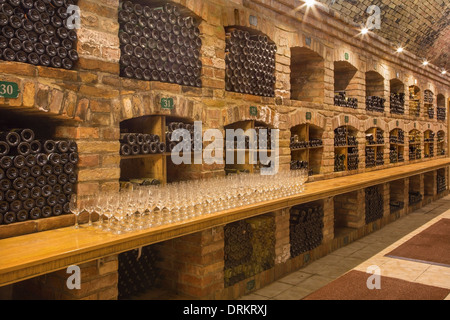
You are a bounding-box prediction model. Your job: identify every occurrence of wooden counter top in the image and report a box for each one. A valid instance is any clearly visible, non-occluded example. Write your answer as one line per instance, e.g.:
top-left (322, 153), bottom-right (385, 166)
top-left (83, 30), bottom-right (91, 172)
top-left (1, 158), bottom-right (449, 287)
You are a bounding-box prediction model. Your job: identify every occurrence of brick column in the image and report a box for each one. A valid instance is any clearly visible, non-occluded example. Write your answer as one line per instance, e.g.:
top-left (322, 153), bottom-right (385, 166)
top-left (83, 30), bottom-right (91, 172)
top-left (273, 209), bottom-right (291, 265)
top-left (13, 255), bottom-right (119, 300)
top-left (155, 227), bottom-right (224, 299)
top-left (334, 190), bottom-right (365, 230)
top-left (382, 183), bottom-right (390, 218)
top-left (424, 171), bottom-right (437, 204)
top-left (323, 197), bottom-right (334, 242)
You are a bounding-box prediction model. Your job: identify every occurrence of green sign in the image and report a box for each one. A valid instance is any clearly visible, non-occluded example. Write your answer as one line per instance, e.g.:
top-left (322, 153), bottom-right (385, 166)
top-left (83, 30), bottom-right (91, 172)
top-left (161, 98), bottom-right (174, 110)
top-left (345, 116), bottom-right (349, 124)
top-left (0, 81), bottom-right (20, 99)
top-left (306, 112), bottom-right (312, 121)
top-left (345, 53), bottom-right (349, 60)
top-left (250, 106), bottom-right (258, 116)
top-left (374, 119), bottom-right (377, 125)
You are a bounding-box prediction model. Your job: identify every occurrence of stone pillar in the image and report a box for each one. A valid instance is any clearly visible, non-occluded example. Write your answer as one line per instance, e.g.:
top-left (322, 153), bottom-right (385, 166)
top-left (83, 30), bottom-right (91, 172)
top-left (273, 208), bottom-right (291, 265)
top-left (155, 227), bottom-right (224, 299)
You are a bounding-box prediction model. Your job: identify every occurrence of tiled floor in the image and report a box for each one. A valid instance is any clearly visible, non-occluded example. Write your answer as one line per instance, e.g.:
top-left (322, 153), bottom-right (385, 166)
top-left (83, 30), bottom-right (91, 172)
top-left (240, 196), bottom-right (450, 300)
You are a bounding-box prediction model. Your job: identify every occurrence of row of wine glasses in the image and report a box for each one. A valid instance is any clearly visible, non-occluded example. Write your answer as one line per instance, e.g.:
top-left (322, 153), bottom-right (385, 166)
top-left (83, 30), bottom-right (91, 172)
top-left (70, 170), bottom-right (309, 233)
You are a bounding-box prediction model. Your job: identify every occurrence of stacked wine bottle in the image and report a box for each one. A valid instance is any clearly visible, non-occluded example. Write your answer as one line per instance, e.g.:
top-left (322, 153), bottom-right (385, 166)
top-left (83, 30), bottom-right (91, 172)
top-left (290, 204), bottom-right (324, 258)
top-left (390, 93), bottom-right (405, 114)
top-left (120, 132), bottom-right (165, 156)
top-left (366, 96), bottom-right (385, 113)
top-left (334, 91), bottom-right (358, 109)
top-left (118, 246), bottom-right (159, 300)
top-left (225, 28), bottom-right (276, 97)
top-left (437, 107), bottom-right (446, 121)
top-left (0, 0), bottom-right (79, 69)
top-left (166, 121), bottom-right (202, 153)
top-left (437, 174), bottom-right (446, 194)
top-left (0, 128), bottom-right (78, 225)
top-left (365, 186), bottom-right (384, 224)
top-left (118, 1), bottom-right (202, 87)
top-left (365, 147), bottom-right (375, 168)
top-left (224, 217), bottom-right (275, 287)
top-left (224, 220), bottom-right (253, 287)
top-left (409, 191), bottom-right (422, 205)
top-left (347, 147), bottom-right (359, 170)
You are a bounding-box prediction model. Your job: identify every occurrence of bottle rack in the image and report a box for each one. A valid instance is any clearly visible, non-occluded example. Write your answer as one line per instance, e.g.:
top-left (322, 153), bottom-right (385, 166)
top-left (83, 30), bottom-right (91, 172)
top-left (437, 131), bottom-right (446, 156)
top-left (424, 90), bottom-right (435, 119)
top-left (408, 130), bottom-right (422, 161)
top-left (409, 86), bottom-right (421, 117)
top-left (365, 128), bottom-right (384, 168)
top-left (118, 0), bottom-right (202, 87)
top-left (290, 124), bottom-right (323, 176)
top-left (365, 185), bottom-right (384, 224)
top-left (437, 168), bottom-right (447, 194)
top-left (225, 26), bottom-right (276, 97)
top-left (120, 115), bottom-right (172, 187)
top-left (334, 91), bottom-right (358, 109)
top-left (0, 127), bottom-right (78, 226)
top-left (390, 92), bottom-right (405, 115)
top-left (0, 0), bottom-right (79, 69)
top-left (289, 201), bottom-right (324, 258)
top-left (334, 126), bottom-right (359, 172)
top-left (389, 129), bottom-right (405, 164)
top-left (424, 130), bottom-right (435, 159)
top-left (224, 120), bottom-right (274, 175)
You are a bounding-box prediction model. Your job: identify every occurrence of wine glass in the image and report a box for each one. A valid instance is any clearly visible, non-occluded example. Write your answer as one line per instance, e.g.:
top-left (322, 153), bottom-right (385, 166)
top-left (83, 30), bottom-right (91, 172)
top-left (85, 194), bottom-right (97, 227)
top-left (69, 194), bottom-right (82, 229)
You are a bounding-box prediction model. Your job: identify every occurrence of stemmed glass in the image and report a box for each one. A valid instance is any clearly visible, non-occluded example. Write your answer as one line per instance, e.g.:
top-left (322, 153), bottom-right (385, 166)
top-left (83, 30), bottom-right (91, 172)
top-left (85, 194), bottom-right (97, 227)
top-left (69, 194), bottom-right (82, 229)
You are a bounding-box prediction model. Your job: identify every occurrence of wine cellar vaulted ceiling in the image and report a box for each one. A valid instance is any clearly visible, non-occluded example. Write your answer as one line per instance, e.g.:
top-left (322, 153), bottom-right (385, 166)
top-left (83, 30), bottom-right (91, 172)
top-left (317, 0), bottom-right (450, 70)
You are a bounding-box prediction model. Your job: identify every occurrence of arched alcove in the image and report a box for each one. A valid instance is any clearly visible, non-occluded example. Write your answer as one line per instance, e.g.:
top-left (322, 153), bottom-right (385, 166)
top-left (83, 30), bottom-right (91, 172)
top-left (290, 47), bottom-right (324, 103)
top-left (290, 123), bottom-right (324, 175)
top-left (389, 129), bottom-right (405, 163)
top-left (334, 125), bottom-right (359, 172)
top-left (118, 1), bottom-right (203, 87)
top-left (424, 130), bottom-right (435, 158)
top-left (424, 90), bottom-right (435, 119)
top-left (409, 86), bottom-right (421, 117)
top-left (409, 129), bottom-right (422, 161)
top-left (365, 127), bottom-right (384, 168)
top-left (365, 71), bottom-right (385, 113)
top-left (334, 61), bottom-right (358, 108)
top-left (437, 94), bottom-right (446, 121)
top-left (390, 79), bottom-right (405, 115)
top-left (225, 26), bottom-right (276, 97)
top-left (437, 130), bottom-right (446, 156)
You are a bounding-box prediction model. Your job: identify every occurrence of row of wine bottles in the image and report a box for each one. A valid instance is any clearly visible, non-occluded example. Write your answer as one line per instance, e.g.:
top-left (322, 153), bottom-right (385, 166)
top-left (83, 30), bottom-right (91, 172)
top-left (0, 0), bottom-right (79, 69)
top-left (409, 146), bottom-right (422, 160)
top-left (389, 130), bottom-right (405, 144)
top-left (334, 91), bottom-right (358, 109)
top-left (437, 107), bottom-right (446, 121)
top-left (366, 96), bottom-right (385, 113)
top-left (365, 186), bottom-right (384, 224)
top-left (290, 137), bottom-right (323, 150)
top-left (120, 133), bottom-right (166, 156)
top-left (290, 160), bottom-right (313, 176)
top-left (409, 191), bottom-right (423, 205)
top-left (390, 93), bottom-right (405, 115)
top-left (119, 0), bottom-right (202, 87)
top-left (290, 204), bottom-right (324, 258)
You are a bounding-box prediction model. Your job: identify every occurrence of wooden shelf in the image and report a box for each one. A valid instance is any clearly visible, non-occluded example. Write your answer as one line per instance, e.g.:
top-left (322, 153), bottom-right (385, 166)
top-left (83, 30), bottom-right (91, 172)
top-left (1, 158), bottom-right (450, 287)
top-left (121, 153), bottom-right (167, 160)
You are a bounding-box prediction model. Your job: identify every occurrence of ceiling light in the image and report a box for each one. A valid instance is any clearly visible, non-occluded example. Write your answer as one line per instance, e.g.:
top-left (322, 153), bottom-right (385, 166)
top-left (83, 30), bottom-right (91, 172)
top-left (304, 0), bottom-right (316, 7)
top-left (396, 47), bottom-right (404, 53)
top-left (361, 27), bottom-right (369, 35)
top-left (422, 60), bottom-right (429, 66)
top-left (442, 70), bottom-right (447, 75)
